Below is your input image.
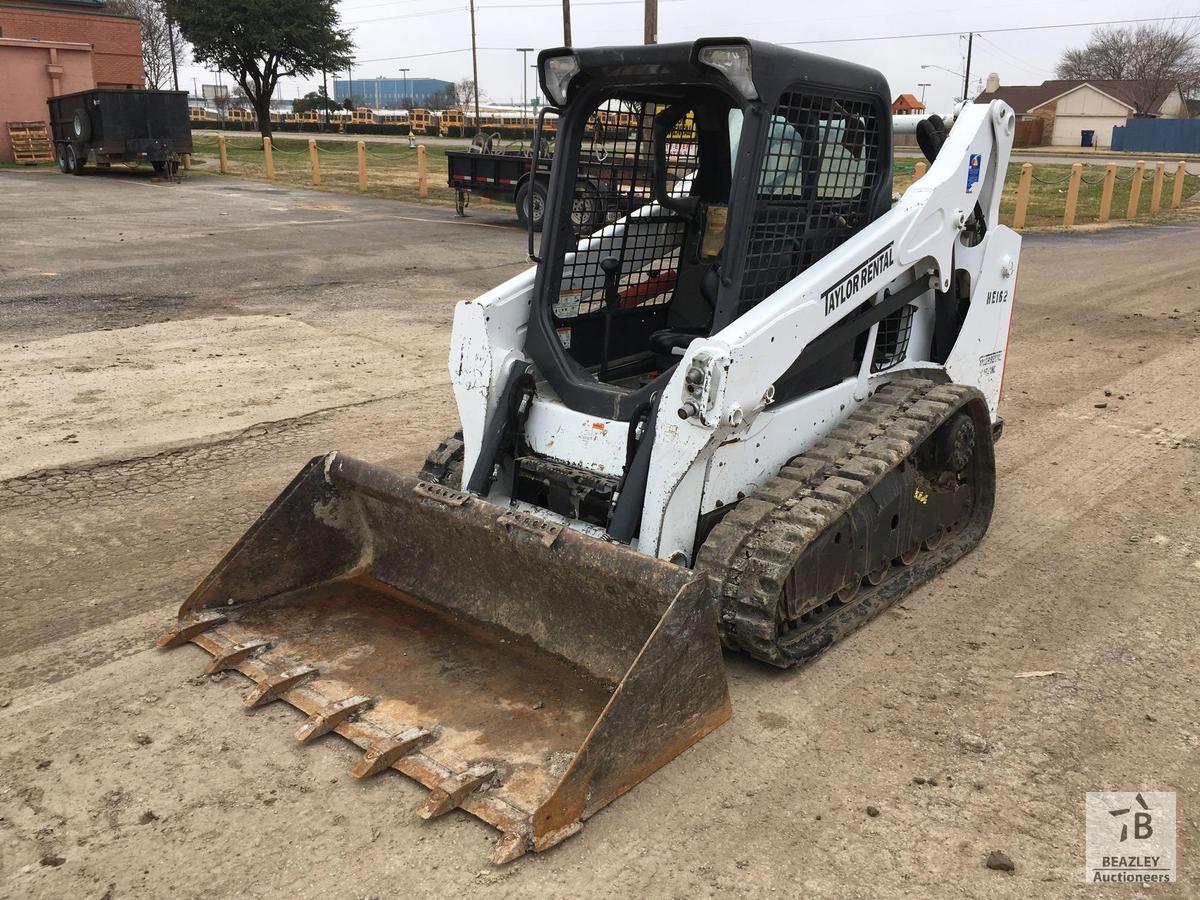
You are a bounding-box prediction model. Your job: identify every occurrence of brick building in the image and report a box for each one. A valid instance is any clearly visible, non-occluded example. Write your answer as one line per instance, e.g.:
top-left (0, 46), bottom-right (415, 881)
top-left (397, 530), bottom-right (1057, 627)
top-left (0, 0), bottom-right (143, 160)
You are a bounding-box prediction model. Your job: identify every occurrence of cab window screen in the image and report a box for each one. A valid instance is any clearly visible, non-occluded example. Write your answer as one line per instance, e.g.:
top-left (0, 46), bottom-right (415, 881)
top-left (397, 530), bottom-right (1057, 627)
top-left (738, 89), bottom-right (882, 312)
top-left (553, 97), bottom-right (698, 324)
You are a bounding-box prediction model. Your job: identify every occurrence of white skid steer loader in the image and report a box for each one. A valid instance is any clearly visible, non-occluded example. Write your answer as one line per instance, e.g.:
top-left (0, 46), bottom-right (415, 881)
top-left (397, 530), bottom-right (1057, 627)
top-left (159, 38), bottom-right (1020, 864)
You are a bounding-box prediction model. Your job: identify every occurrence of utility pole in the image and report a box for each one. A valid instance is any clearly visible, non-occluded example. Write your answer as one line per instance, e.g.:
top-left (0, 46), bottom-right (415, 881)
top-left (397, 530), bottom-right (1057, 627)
top-left (962, 32), bottom-right (973, 104)
top-left (400, 67), bottom-right (410, 107)
top-left (322, 67), bottom-right (329, 132)
top-left (644, 0), bottom-right (657, 44)
top-left (562, 0), bottom-right (572, 45)
top-left (469, 0), bottom-right (481, 136)
top-left (348, 62), bottom-right (354, 108)
top-left (917, 82), bottom-right (931, 105)
top-left (166, 15), bottom-right (179, 90)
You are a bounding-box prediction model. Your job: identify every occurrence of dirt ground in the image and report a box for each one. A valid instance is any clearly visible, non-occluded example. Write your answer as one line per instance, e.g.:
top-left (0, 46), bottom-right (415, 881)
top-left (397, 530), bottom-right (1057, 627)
top-left (1, 167), bottom-right (1198, 899)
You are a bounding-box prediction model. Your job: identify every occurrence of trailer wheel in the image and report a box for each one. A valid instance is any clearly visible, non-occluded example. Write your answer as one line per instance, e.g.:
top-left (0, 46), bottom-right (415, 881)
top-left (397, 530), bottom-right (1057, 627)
top-left (56, 143), bottom-right (73, 175)
top-left (72, 109), bottom-right (92, 143)
top-left (152, 161), bottom-right (167, 173)
top-left (570, 183), bottom-right (603, 233)
top-left (516, 179), bottom-right (547, 232)
top-left (67, 145), bottom-right (87, 175)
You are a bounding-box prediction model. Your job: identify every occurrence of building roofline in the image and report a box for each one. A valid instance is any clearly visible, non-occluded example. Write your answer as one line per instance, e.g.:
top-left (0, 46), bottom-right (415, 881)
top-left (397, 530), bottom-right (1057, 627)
top-left (1033, 82), bottom-right (1135, 112)
top-left (0, 1), bottom-right (138, 20)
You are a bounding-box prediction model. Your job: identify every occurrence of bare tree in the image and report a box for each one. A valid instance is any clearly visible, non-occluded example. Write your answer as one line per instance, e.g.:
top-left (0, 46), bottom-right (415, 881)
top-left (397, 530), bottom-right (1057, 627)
top-left (454, 77), bottom-right (486, 109)
top-left (428, 87), bottom-right (458, 109)
top-left (107, 0), bottom-right (187, 89)
top-left (1057, 22), bottom-right (1200, 114)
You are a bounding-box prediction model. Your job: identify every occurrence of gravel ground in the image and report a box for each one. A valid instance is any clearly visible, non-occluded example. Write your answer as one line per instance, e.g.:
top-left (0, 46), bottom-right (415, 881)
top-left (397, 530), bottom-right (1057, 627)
top-left (1, 168), bottom-right (1198, 899)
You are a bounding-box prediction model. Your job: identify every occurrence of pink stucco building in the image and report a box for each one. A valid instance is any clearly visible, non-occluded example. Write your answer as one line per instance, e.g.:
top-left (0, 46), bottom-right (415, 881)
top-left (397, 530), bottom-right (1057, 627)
top-left (0, 0), bottom-right (144, 161)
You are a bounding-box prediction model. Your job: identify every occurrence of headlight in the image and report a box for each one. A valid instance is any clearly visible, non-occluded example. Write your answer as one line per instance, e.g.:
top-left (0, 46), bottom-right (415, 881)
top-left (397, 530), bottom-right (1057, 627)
top-left (697, 45), bottom-right (757, 100)
top-left (543, 54), bottom-right (580, 106)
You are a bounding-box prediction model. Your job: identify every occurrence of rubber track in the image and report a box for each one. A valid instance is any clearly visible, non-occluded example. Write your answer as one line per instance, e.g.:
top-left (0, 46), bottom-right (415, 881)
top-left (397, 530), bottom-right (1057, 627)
top-left (696, 376), bottom-right (990, 667)
top-left (419, 431), bottom-right (466, 487)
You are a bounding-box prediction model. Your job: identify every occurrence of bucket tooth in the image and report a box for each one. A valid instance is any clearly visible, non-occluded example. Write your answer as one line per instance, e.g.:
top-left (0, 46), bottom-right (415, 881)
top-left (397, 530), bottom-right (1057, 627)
top-left (242, 665), bottom-right (318, 708)
top-left (417, 764), bottom-right (496, 819)
top-left (532, 820), bottom-right (583, 853)
top-left (349, 727), bottom-right (432, 779)
top-left (295, 695), bottom-right (374, 743)
top-left (155, 613), bottom-right (227, 649)
top-left (203, 640), bottom-right (269, 675)
top-left (490, 831), bottom-right (529, 866)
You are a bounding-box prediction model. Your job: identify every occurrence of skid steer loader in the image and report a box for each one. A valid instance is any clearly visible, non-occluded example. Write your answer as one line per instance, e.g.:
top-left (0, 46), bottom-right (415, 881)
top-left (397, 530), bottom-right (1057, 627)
top-left (159, 39), bottom-right (1020, 863)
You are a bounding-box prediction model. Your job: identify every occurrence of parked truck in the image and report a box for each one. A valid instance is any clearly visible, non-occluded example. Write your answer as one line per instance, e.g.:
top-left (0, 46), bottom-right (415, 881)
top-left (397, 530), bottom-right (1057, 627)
top-left (48, 88), bottom-right (192, 176)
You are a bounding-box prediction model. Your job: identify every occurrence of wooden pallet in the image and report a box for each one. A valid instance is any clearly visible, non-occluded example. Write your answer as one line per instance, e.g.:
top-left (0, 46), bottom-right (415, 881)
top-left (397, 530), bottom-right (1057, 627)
top-left (7, 121), bottom-right (55, 164)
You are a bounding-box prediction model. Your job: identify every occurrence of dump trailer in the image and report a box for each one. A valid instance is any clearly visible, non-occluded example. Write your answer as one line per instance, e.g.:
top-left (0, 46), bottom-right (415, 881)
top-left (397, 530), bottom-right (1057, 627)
top-left (47, 88), bottom-right (191, 176)
top-left (160, 38), bottom-right (1020, 864)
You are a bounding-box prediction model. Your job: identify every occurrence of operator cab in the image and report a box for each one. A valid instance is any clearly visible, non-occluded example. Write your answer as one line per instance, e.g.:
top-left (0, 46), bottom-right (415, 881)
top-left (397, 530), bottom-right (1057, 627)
top-left (527, 39), bottom-right (893, 421)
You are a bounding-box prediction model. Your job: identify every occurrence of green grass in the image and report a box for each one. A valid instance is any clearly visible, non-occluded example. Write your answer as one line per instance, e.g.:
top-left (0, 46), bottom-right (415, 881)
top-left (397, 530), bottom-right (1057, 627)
top-left (895, 158), bottom-right (1200, 228)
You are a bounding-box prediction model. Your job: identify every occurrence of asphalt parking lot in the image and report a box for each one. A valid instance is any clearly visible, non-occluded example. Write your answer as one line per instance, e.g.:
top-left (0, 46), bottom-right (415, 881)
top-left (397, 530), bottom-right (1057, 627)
top-left (1, 167), bottom-right (1198, 898)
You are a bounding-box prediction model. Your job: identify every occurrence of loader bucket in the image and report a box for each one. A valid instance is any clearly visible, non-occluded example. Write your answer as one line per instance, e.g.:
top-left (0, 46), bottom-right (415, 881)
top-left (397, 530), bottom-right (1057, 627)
top-left (158, 453), bottom-right (730, 863)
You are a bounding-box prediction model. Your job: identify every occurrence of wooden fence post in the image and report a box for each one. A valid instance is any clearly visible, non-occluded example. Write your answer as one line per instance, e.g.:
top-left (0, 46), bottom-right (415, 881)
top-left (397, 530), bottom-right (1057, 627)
top-left (357, 141), bottom-right (367, 191)
top-left (417, 144), bottom-right (428, 198)
top-left (1150, 161), bottom-right (1165, 213)
top-left (1172, 160), bottom-right (1187, 209)
top-left (913, 161), bottom-right (926, 181)
top-left (1063, 163), bottom-right (1083, 227)
top-left (263, 137), bottom-right (275, 181)
top-left (218, 134), bottom-right (228, 174)
top-left (309, 139), bottom-right (321, 186)
top-left (1125, 160), bottom-right (1144, 219)
top-left (1012, 163), bottom-right (1033, 230)
top-left (1098, 163), bottom-right (1117, 223)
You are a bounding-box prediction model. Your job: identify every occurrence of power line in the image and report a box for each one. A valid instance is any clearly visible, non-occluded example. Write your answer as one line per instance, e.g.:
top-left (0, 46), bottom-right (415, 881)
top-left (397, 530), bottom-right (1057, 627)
top-left (779, 14), bottom-right (1200, 46)
top-left (974, 33), bottom-right (1055, 78)
top-left (343, 0), bottom-right (669, 25)
top-left (346, 7), bottom-right (461, 25)
top-left (352, 46), bottom-right (519, 65)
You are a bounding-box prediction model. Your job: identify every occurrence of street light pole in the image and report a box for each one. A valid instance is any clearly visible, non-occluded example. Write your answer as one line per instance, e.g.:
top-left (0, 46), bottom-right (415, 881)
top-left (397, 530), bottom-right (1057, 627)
top-left (516, 48), bottom-right (533, 144)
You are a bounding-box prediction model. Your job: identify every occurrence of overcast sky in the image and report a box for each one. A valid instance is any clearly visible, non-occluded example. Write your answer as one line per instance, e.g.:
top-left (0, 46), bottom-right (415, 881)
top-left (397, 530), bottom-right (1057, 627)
top-left (175, 0), bottom-right (1195, 113)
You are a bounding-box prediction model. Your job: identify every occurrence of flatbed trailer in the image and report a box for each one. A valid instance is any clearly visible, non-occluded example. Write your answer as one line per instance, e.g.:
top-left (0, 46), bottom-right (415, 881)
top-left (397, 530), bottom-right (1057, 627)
top-left (447, 148), bottom-right (550, 227)
top-left (447, 148), bottom-right (652, 231)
